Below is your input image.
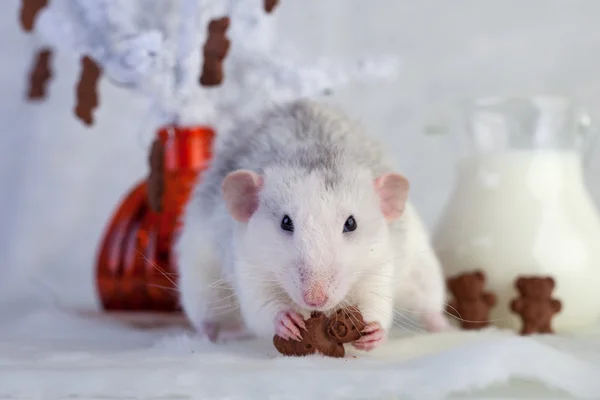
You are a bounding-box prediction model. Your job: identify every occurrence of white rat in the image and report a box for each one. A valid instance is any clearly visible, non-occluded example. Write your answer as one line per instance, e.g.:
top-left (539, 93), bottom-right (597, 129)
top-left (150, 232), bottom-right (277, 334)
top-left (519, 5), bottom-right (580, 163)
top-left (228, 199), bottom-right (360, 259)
top-left (176, 100), bottom-right (451, 351)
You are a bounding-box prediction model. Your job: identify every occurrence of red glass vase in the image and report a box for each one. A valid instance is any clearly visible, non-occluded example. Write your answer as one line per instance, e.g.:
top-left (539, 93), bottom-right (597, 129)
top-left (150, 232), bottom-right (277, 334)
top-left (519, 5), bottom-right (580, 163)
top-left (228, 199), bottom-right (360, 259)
top-left (96, 125), bottom-right (215, 312)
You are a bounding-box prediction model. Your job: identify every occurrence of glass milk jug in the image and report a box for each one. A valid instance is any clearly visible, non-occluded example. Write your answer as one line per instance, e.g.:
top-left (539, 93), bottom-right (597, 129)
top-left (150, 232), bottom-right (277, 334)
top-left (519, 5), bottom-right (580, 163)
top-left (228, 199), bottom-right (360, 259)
top-left (432, 96), bottom-right (600, 332)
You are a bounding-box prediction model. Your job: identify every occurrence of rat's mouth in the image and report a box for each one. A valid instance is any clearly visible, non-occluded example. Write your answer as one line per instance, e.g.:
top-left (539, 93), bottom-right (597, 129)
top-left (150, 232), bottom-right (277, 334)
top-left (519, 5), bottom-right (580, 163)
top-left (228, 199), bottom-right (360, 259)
top-left (303, 301), bottom-right (333, 312)
top-left (298, 289), bottom-right (332, 311)
top-left (298, 293), bottom-right (341, 313)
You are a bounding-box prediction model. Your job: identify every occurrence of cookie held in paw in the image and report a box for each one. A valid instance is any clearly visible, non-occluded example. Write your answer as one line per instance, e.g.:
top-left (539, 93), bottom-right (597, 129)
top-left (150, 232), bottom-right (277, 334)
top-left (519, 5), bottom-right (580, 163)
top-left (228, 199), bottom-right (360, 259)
top-left (273, 308), bottom-right (366, 358)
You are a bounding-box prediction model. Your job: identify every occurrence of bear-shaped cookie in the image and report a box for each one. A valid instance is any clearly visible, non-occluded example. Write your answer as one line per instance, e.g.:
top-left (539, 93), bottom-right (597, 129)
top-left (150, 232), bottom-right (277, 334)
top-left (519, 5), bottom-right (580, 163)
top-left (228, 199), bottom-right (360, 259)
top-left (199, 17), bottom-right (230, 86)
top-left (511, 276), bottom-right (561, 335)
top-left (273, 308), bottom-right (366, 358)
top-left (446, 270), bottom-right (496, 330)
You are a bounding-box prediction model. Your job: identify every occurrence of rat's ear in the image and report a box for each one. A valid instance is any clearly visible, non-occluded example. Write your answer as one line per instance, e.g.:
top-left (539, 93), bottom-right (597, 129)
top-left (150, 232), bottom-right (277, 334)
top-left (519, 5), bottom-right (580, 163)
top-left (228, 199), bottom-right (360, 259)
top-left (222, 169), bottom-right (264, 223)
top-left (374, 172), bottom-right (409, 221)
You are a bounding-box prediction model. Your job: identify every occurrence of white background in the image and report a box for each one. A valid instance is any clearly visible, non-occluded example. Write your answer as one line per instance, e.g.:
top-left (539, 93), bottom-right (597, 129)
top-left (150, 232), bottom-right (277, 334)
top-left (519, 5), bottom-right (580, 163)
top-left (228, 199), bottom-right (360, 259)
top-left (3, 0), bottom-right (600, 310)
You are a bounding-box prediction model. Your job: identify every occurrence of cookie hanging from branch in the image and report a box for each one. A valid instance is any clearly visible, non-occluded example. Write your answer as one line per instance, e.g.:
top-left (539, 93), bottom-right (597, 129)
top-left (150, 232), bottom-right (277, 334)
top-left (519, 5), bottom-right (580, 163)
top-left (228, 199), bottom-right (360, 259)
top-left (74, 56), bottom-right (102, 126)
top-left (27, 48), bottom-right (53, 100)
top-left (147, 137), bottom-right (166, 213)
top-left (264, 0), bottom-right (279, 13)
top-left (20, 0), bottom-right (49, 32)
top-left (199, 16), bottom-right (231, 87)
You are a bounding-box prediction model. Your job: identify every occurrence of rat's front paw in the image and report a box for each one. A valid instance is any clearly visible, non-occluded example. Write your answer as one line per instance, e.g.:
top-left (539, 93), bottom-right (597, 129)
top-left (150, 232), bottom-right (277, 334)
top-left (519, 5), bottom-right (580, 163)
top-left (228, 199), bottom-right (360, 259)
top-left (352, 321), bottom-right (387, 351)
top-left (275, 310), bottom-right (306, 341)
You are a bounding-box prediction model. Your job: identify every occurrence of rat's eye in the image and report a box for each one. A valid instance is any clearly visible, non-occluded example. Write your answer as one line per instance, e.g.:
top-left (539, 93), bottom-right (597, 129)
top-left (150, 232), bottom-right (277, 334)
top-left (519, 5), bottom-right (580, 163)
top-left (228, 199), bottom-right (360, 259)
top-left (343, 216), bottom-right (357, 233)
top-left (281, 215), bottom-right (294, 232)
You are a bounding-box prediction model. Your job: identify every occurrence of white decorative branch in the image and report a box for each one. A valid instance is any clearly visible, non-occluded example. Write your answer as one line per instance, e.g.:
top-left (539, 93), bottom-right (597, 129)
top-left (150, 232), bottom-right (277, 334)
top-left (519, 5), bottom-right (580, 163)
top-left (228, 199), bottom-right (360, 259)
top-left (31, 0), bottom-right (400, 128)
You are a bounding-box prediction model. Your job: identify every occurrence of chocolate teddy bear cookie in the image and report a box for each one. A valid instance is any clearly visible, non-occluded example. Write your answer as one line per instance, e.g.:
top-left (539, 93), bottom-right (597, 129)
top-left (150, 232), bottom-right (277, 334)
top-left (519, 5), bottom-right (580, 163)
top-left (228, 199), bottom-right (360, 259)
top-left (27, 48), bottom-right (53, 100)
top-left (446, 270), bottom-right (496, 330)
top-left (273, 308), bottom-right (366, 358)
top-left (199, 17), bottom-right (230, 87)
top-left (20, 0), bottom-right (49, 32)
top-left (147, 138), bottom-right (165, 213)
top-left (264, 0), bottom-right (279, 13)
top-left (74, 56), bottom-right (102, 126)
top-left (511, 276), bottom-right (562, 335)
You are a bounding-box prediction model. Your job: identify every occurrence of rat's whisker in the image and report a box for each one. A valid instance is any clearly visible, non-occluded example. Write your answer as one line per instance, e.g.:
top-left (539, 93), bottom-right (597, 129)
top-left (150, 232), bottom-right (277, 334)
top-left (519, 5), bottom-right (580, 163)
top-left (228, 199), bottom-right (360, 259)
top-left (359, 303), bottom-right (423, 335)
top-left (360, 290), bottom-right (427, 333)
top-left (208, 304), bottom-right (241, 317)
top-left (442, 301), bottom-right (509, 324)
top-left (391, 309), bottom-right (427, 333)
top-left (206, 285), bottom-right (235, 291)
top-left (208, 276), bottom-right (235, 288)
top-left (209, 301), bottom-right (240, 311)
top-left (339, 302), bottom-right (365, 339)
top-left (364, 289), bottom-right (444, 331)
top-left (136, 250), bottom-right (179, 289)
top-left (237, 269), bottom-right (281, 282)
top-left (362, 289), bottom-right (425, 317)
top-left (209, 299), bottom-right (239, 310)
top-left (209, 292), bottom-right (240, 304)
top-left (146, 283), bottom-right (179, 293)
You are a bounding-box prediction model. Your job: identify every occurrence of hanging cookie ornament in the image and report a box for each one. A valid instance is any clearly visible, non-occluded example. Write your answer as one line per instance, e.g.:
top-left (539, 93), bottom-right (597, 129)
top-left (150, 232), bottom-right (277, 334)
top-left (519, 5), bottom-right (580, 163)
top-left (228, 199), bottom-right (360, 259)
top-left (20, 0), bottom-right (48, 32)
top-left (199, 17), bottom-right (230, 86)
top-left (263, 0), bottom-right (279, 13)
top-left (26, 48), bottom-right (53, 100)
top-left (147, 138), bottom-right (166, 213)
top-left (21, 0), bottom-right (55, 101)
top-left (74, 56), bottom-right (103, 126)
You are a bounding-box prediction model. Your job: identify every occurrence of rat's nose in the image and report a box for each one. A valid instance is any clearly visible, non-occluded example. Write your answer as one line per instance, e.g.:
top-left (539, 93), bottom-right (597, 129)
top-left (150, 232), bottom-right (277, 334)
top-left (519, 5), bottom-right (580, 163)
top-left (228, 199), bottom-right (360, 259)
top-left (302, 286), bottom-right (329, 308)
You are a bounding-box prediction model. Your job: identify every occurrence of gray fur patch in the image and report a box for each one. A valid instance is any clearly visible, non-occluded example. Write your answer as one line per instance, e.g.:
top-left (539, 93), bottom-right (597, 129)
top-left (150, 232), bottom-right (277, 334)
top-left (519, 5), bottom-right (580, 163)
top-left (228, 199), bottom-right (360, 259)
top-left (191, 99), bottom-right (395, 215)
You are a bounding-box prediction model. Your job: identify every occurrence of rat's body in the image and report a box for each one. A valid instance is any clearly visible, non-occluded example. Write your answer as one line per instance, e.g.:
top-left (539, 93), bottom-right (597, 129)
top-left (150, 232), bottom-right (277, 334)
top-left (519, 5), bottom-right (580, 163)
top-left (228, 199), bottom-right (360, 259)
top-left (176, 100), bottom-right (451, 350)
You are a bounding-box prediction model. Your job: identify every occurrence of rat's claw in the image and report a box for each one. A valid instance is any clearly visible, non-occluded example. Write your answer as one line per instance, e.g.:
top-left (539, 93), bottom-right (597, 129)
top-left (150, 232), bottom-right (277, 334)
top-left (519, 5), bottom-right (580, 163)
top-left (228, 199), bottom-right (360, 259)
top-left (352, 321), bottom-right (386, 351)
top-left (275, 310), bottom-right (305, 341)
top-left (288, 311), bottom-right (307, 331)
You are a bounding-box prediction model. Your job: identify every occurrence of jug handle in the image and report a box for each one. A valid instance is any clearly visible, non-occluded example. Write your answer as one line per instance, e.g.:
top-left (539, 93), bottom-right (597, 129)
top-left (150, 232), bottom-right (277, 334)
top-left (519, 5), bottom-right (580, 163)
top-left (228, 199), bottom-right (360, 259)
top-left (579, 111), bottom-right (599, 169)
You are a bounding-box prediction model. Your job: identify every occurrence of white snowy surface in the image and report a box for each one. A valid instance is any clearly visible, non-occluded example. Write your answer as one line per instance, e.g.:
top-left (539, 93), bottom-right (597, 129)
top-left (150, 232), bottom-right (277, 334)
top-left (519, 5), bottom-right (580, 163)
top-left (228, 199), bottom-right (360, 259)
top-left (1, 306), bottom-right (599, 399)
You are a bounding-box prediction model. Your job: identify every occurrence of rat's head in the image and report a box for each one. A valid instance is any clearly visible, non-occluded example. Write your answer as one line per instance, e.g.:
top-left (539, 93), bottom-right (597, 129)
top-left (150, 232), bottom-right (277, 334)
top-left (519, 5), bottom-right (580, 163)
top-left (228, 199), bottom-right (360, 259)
top-left (222, 164), bottom-right (409, 312)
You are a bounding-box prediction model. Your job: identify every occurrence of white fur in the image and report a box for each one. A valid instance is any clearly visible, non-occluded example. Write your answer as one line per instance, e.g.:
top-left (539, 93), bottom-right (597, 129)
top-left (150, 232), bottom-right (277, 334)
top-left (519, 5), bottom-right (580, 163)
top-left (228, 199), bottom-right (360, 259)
top-left (176, 100), bottom-right (450, 342)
